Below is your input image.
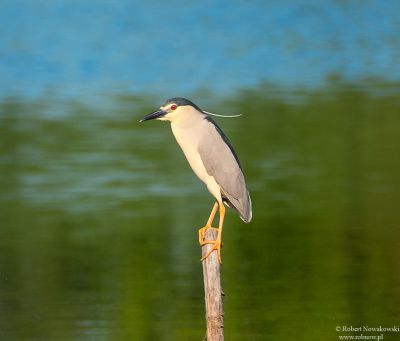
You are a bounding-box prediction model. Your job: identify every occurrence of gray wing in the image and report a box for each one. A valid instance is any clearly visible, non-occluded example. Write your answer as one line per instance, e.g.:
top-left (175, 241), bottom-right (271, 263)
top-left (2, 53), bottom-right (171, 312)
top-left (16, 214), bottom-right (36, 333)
top-left (198, 117), bottom-right (252, 223)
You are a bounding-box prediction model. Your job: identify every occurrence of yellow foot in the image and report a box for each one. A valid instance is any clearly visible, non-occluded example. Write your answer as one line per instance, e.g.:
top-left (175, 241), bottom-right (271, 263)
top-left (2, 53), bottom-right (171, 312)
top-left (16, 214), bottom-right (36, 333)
top-left (200, 239), bottom-right (222, 264)
top-left (198, 226), bottom-right (219, 246)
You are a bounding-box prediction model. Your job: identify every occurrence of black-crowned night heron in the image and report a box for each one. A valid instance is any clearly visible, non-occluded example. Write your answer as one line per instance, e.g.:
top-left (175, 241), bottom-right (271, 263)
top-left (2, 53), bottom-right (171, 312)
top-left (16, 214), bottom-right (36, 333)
top-left (140, 98), bottom-right (252, 262)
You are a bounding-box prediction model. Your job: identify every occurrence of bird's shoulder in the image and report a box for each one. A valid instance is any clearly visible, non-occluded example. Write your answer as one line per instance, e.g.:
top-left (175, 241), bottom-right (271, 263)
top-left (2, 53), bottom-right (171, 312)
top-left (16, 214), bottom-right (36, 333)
top-left (199, 116), bottom-right (242, 170)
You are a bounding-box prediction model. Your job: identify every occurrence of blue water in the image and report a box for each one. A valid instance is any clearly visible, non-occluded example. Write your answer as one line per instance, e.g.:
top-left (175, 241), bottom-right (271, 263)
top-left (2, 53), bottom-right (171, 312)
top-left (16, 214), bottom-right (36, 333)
top-left (1, 0), bottom-right (399, 100)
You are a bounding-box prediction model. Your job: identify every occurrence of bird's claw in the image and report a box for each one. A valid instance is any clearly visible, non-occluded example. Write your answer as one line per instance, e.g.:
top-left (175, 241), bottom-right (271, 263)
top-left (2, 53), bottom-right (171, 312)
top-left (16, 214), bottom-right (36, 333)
top-left (200, 239), bottom-right (222, 264)
top-left (198, 226), bottom-right (219, 246)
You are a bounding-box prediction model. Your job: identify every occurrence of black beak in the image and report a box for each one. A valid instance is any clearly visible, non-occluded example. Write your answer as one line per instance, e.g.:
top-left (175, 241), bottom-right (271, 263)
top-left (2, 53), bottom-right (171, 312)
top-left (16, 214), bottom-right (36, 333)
top-left (140, 109), bottom-right (167, 122)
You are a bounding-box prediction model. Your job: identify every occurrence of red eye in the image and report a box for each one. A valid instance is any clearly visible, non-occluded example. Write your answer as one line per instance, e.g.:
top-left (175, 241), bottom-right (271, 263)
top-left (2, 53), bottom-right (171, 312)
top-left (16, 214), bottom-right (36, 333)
top-left (171, 104), bottom-right (177, 111)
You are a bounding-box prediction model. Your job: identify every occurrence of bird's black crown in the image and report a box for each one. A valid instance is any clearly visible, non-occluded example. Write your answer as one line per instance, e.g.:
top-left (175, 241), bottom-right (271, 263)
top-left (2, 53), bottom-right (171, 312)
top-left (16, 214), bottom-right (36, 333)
top-left (164, 97), bottom-right (202, 111)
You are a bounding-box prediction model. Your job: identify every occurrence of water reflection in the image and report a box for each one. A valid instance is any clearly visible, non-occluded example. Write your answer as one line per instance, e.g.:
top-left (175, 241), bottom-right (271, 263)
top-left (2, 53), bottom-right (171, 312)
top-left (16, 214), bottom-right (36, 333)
top-left (1, 83), bottom-right (399, 339)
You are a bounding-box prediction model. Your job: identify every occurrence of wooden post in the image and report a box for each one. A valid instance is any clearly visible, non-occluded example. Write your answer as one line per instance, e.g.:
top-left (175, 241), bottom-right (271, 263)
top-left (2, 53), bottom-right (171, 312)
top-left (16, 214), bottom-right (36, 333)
top-left (201, 228), bottom-right (224, 341)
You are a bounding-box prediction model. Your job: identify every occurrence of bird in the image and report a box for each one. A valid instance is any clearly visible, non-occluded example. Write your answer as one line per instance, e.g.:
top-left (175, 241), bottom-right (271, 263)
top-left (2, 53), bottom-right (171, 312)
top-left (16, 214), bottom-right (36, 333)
top-left (140, 97), bottom-right (252, 263)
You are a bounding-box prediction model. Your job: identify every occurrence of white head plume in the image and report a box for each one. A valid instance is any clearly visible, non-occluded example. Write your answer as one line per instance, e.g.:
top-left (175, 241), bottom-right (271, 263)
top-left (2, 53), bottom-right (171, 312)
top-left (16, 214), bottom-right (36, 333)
top-left (203, 110), bottom-right (242, 118)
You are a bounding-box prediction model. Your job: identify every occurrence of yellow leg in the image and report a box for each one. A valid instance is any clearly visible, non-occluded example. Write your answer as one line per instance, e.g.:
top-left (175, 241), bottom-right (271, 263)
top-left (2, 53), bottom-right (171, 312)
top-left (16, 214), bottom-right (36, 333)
top-left (201, 202), bottom-right (225, 263)
top-left (198, 201), bottom-right (219, 245)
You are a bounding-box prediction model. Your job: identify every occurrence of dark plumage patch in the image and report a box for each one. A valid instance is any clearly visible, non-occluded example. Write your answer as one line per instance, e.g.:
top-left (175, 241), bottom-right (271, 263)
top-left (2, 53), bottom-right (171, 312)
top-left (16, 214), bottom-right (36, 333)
top-left (165, 97), bottom-right (203, 111)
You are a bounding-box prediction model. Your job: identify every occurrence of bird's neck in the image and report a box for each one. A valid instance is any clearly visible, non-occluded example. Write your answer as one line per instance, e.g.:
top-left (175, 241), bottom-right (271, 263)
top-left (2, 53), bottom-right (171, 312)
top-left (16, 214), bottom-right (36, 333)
top-left (170, 110), bottom-right (205, 130)
top-left (170, 112), bottom-right (205, 149)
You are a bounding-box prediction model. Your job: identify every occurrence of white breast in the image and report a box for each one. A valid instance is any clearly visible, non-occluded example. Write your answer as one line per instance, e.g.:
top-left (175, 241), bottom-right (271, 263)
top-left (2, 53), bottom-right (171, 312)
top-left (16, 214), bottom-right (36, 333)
top-left (171, 121), bottom-right (207, 182)
top-left (170, 116), bottom-right (222, 201)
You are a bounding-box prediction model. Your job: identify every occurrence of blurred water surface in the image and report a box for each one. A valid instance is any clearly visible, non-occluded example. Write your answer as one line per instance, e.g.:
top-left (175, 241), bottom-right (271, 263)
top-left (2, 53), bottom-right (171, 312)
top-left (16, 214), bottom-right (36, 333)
top-left (1, 0), bottom-right (400, 340)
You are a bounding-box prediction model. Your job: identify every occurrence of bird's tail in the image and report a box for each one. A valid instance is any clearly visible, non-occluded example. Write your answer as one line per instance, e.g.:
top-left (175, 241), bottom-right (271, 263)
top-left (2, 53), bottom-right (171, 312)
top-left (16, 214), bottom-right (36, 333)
top-left (240, 191), bottom-right (252, 223)
top-left (223, 190), bottom-right (252, 223)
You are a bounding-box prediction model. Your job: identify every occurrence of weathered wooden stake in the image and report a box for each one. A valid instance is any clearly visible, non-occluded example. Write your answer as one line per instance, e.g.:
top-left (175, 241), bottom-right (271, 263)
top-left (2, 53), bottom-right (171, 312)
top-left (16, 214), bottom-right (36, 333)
top-left (201, 228), bottom-right (224, 341)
